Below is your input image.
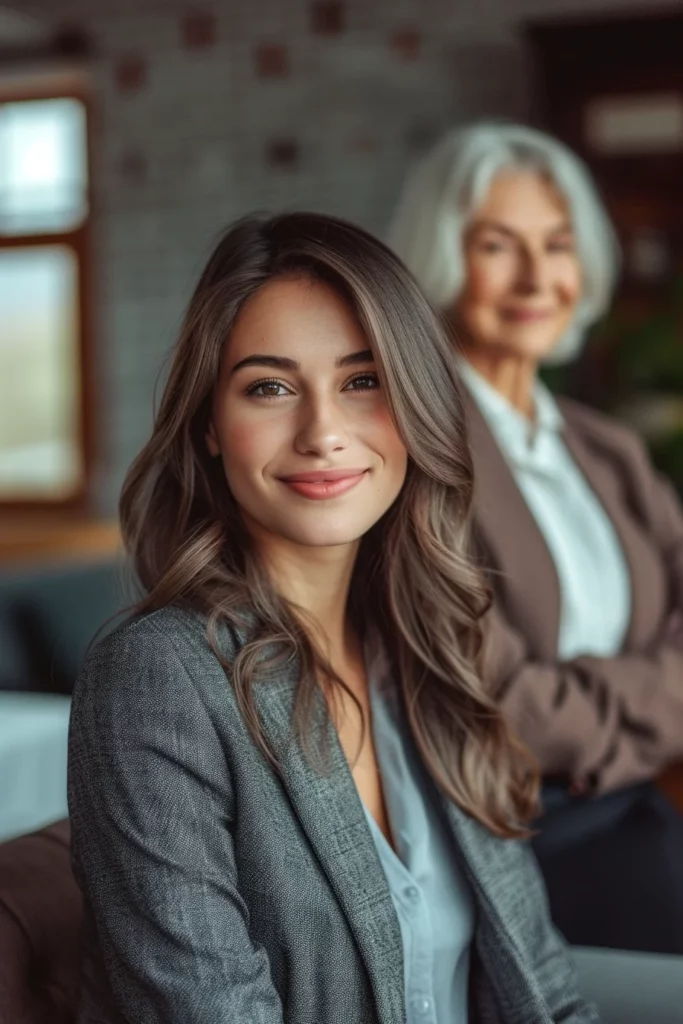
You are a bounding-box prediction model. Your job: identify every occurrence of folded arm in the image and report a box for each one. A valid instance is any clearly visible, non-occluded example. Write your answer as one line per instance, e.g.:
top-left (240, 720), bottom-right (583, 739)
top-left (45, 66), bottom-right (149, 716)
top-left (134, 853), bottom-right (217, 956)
top-left (483, 440), bottom-right (683, 795)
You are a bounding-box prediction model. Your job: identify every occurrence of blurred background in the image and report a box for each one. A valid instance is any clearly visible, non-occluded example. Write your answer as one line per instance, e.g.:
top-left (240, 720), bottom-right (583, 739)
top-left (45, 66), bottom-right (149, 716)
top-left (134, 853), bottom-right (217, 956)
top-left (1, 0), bottom-right (683, 837)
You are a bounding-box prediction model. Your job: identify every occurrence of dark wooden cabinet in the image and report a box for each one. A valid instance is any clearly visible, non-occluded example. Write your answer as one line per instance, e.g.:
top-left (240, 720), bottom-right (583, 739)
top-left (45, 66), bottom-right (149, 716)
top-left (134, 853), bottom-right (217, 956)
top-left (527, 13), bottom-right (683, 805)
top-left (526, 11), bottom-right (683, 492)
top-left (525, 11), bottom-right (683, 230)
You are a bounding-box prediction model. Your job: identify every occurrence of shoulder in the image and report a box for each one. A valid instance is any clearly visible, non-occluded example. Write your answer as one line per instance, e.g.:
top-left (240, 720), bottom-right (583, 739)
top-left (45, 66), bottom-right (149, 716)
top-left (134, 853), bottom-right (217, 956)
top-left (83, 604), bottom-right (232, 671)
top-left (557, 395), bottom-right (640, 449)
top-left (68, 607), bottom-right (246, 832)
top-left (556, 395), bottom-right (651, 466)
top-left (71, 605), bottom-right (241, 739)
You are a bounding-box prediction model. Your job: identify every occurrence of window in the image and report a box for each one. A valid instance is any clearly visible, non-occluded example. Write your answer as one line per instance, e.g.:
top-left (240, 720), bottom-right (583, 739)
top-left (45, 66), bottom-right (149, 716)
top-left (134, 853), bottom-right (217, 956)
top-left (0, 80), bottom-right (90, 506)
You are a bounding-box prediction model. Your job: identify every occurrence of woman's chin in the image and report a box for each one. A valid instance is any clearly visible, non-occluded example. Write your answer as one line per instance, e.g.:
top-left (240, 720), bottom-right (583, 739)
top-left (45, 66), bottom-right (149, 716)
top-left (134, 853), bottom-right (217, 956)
top-left (284, 528), bottom-right (365, 550)
top-left (502, 323), bottom-right (569, 361)
top-left (253, 516), bottom-right (368, 552)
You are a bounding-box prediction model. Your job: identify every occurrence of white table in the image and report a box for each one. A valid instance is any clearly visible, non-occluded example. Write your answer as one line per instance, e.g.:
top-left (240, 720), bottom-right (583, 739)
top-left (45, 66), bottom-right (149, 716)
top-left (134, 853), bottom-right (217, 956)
top-left (0, 692), bottom-right (71, 842)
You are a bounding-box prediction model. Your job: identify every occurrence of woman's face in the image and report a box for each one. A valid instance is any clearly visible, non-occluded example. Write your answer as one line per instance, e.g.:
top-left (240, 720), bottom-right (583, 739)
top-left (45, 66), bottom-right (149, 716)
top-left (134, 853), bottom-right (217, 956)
top-left (456, 170), bottom-right (582, 363)
top-left (207, 275), bottom-right (408, 552)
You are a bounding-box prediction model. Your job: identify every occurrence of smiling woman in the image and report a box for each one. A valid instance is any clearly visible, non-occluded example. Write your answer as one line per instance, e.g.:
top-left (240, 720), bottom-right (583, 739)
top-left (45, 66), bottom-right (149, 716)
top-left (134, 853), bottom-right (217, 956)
top-left (390, 121), bottom-right (683, 956)
top-left (67, 212), bottom-right (599, 1024)
top-left (205, 276), bottom-right (407, 550)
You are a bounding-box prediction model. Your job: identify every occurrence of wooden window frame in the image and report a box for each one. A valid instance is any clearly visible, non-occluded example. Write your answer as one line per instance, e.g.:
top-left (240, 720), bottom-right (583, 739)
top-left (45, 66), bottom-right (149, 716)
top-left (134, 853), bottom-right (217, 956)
top-left (0, 73), bottom-right (93, 512)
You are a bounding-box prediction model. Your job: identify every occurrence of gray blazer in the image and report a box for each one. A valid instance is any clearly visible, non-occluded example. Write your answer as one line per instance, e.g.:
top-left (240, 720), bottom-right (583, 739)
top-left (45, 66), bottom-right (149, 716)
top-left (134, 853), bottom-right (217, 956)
top-left (68, 606), bottom-right (599, 1024)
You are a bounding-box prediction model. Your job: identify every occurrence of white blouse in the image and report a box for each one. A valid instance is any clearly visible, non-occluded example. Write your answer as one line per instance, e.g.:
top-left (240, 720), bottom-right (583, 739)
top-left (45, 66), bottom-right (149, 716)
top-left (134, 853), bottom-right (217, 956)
top-left (459, 360), bottom-right (632, 661)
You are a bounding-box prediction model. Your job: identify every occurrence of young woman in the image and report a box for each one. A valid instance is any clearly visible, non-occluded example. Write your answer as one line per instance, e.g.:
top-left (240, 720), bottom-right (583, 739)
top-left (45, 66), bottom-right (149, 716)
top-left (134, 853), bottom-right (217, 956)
top-left (389, 121), bottom-right (683, 954)
top-left (68, 213), bottom-right (598, 1023)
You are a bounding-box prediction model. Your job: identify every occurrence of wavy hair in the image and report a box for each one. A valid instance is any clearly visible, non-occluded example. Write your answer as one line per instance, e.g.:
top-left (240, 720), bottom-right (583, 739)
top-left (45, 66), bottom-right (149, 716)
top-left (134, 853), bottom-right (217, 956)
top-left (120, 212), bottom-right (538, 837)
top-left (388, 121), bottom-right (621, 364)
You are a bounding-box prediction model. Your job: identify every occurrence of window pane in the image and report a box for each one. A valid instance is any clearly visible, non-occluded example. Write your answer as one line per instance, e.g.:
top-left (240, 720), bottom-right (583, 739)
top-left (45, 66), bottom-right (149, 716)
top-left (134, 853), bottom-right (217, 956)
top-left (0, 246), bottom-right (82, 499)
top-left (0, 98), bottom-right (88, 235)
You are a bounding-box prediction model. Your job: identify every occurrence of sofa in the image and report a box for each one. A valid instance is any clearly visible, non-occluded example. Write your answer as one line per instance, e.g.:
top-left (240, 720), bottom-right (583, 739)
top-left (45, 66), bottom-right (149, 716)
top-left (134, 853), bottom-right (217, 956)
top-left (2, 820), bottom-right (683, 1024)
top-left (0, 557), bottom-right (127, 694)
top-left (0, 820), bottom-right (79, 1024)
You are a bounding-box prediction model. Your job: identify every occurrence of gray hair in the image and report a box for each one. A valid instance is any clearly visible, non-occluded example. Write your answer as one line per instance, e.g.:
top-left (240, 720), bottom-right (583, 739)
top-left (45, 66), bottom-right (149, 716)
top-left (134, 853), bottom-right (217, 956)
top-left (388, 121), bottom-right (621, 364)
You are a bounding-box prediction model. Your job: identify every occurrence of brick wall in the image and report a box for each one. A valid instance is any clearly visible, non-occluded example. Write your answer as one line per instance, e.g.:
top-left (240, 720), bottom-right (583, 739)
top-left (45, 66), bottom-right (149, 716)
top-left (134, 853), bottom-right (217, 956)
top-left (4, 0), bottom-right (680, 510)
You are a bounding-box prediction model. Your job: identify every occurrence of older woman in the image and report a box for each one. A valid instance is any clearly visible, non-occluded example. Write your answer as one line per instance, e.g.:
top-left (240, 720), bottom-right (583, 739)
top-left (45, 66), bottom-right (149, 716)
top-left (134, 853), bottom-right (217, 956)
top-left (389, 122), bottom-right (683, 954)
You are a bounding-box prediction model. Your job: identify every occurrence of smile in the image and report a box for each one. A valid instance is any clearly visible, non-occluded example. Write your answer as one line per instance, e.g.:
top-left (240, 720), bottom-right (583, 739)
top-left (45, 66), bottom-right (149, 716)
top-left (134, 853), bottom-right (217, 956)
top-left (502, 308), bottom-right (555, 323)
top-left (279, 469), bottom-right (368, 500)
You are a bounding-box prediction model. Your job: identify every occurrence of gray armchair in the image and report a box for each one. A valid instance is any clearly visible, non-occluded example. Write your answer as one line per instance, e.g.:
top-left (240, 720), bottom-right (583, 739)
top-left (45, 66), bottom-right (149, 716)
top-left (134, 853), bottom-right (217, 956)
top-left (572, 946), bottom-right (683, 1024)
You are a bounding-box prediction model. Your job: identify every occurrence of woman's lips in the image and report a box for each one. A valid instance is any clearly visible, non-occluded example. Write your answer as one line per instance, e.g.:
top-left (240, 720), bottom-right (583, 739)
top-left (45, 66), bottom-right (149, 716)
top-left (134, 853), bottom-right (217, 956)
top-left (502, 308), bottom-right (555, 323)
top-left (279, 468), bottom-right (368, 500)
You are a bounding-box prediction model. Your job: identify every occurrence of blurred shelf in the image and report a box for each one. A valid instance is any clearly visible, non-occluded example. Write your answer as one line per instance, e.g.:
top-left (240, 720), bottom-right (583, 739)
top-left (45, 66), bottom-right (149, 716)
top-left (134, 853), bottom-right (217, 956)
top-left (0, 515), bottom-right (122, 569)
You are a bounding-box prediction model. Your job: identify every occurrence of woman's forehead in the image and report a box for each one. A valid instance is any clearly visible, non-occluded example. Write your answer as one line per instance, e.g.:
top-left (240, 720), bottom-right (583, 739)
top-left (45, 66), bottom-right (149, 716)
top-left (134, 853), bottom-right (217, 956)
top-left (472, 169), bottom-right (571, 230)
top-left (224, 276), bottom-right (371, 368)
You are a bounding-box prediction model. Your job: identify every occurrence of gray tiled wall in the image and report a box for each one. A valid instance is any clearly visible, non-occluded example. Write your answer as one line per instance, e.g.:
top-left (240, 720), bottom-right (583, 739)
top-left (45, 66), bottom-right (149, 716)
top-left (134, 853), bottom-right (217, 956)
top-left (7, 0), bottom-right (676, 511)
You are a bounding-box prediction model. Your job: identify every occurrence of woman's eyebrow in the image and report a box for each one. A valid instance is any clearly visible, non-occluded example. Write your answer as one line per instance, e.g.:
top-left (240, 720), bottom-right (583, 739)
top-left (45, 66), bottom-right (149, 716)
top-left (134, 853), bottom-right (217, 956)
top-left (471, 220), bottom-right (574, 237)
top-left (230, 349), bottom-right (374, 375)
top-left (469, 220), bottom-right (518, 238)
top-left (337, 348), bottom-right (374, 368)
top-left (230, 355), bottom-right (298, 375)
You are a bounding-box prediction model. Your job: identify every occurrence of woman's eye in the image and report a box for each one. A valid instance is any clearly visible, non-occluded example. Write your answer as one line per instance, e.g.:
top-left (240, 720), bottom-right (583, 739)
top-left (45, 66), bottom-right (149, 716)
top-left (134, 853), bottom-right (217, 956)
top-left (478, 240), bottom-right (507, 254)
top-left (245, 378), bottom-right (290, 399)
top-left (344, 373), bottom-right (380, 391)
top-left (548, 238), bottom-right (575, 254)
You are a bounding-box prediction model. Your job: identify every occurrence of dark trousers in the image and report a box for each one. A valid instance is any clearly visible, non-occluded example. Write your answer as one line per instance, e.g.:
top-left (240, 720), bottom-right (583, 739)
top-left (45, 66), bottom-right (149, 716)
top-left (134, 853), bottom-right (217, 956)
top-left (532, 781), bottom-right (683, 955)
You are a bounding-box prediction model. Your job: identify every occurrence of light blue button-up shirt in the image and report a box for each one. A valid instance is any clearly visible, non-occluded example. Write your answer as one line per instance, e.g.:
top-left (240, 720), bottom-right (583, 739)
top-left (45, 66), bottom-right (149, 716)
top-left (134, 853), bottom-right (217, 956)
top-left (363, 653), bottom-right (475, 1023)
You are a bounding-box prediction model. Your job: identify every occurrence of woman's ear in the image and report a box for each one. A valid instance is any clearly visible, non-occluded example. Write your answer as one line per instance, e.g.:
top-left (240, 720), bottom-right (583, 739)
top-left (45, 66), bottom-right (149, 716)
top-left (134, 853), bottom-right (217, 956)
top-left (206, 420), bottom-right (221, 457)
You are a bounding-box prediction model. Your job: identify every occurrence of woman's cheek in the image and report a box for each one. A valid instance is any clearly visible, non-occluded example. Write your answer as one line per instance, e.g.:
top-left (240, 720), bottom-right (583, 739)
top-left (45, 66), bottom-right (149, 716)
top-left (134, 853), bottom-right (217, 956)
top-left (222, 416), bottom-right (277, 468)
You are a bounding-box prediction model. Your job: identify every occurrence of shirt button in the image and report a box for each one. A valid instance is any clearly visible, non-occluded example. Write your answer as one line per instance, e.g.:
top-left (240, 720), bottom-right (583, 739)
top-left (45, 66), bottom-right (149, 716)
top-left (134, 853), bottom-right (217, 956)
top-left (405, 885), bottom-right (419, 902)
top-left (413, 996), bottom-right (432, 1015)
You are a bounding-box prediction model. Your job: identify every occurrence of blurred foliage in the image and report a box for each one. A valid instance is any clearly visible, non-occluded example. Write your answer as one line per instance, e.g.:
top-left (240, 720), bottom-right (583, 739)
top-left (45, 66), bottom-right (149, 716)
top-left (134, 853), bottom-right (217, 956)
top-left (649, 428), bottom-right (683, 488)
top-left (611, 276), bottom-right (683, 392)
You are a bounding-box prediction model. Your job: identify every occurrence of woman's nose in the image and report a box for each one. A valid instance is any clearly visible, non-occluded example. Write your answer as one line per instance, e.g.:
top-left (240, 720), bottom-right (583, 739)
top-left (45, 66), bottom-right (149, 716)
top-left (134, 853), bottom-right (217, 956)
top-left (516, 250), bottom-right (547, 294)
top-left (293, 395), bottom-right (349, 457)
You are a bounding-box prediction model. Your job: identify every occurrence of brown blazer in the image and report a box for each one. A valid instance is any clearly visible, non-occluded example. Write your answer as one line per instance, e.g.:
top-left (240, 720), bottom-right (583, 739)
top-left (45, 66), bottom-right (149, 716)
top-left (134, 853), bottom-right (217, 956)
top-left (466, 391), bottom-right (683, 796)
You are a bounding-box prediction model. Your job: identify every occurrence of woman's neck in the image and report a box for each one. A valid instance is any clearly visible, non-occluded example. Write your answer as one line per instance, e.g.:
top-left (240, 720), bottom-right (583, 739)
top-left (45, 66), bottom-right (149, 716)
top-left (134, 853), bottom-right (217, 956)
top-left (257, 535), bottom-right (360, 666)
top-left (460, 344), bottom-right (537, 419)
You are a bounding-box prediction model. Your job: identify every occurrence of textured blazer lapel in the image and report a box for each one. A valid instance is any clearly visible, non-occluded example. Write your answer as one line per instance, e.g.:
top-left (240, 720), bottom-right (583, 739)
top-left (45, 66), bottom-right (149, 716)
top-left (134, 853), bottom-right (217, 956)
top-left (560, 418), bottom-right (650, 648)
top-left (464, 391), bottom-right (562, 659)
top-left (251, 667), bottom-right (406, 1024)
top-left (440, 798), bottom-right (553, 1024)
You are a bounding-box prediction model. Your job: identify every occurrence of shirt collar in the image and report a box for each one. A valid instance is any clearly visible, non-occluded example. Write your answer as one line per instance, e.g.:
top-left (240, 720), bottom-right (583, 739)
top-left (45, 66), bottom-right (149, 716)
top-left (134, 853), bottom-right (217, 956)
top-left (458, 358), bottom-right (564, 468)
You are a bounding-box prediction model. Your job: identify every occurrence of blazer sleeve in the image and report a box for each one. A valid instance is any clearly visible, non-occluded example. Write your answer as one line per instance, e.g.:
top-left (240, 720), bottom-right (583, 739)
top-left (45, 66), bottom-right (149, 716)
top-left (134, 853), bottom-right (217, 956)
top-left (483, 435), bottom-right (683, 795)
top-left (68, 621), bottom-right (285, 1024)
top-left (512, 839), bottom-right (601, 1023)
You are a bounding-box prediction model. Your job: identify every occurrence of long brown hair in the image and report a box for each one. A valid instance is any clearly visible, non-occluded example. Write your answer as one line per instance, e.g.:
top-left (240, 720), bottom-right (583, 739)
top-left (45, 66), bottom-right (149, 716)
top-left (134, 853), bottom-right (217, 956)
top-left (120, 212), bottom-right (538, 837)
